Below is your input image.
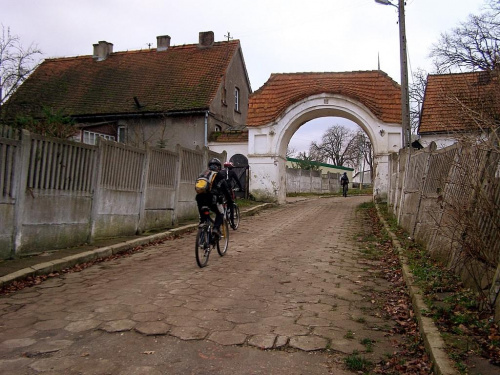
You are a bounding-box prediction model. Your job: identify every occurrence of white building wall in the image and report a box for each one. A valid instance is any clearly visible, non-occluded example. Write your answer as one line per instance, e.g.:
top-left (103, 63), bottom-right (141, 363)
top-left (207, 142), bottom-right (247, 161)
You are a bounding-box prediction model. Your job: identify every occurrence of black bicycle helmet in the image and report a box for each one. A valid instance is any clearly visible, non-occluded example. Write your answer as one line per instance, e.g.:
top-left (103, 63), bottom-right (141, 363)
top-left (208, 158), bottom-right (222, 171)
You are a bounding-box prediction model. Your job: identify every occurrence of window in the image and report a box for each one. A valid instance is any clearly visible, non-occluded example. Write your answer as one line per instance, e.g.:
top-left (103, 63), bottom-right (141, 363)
top-left (215, 124), bottom-right (222, 132)
top-left (83, 130), bottom-right (115, 145)
top-left (234, 87), bottom-right (240, 112)
top-left (117, 126), bottom-right (126, 143)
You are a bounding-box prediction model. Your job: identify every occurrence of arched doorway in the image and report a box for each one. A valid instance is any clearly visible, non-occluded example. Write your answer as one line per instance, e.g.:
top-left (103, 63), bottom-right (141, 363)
top-left (229, 153), bottom-right (249, 199)
top-left (246, 71), bottom-right (402, 203)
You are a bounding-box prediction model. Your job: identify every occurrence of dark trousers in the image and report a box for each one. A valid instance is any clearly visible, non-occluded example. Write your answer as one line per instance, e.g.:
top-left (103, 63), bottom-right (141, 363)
top-left (196, 193), bottom-right (223, 229)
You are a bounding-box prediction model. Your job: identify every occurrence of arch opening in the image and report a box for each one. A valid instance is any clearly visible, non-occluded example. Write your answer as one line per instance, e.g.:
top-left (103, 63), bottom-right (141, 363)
top-left (278, 106), bottom-right (379, 159)
top-left (288, 116), bottom-right (370, 158)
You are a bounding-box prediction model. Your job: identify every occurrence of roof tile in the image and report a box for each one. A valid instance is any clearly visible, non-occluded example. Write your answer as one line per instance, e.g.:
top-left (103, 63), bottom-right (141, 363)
top-left (212, 130), bottom-right (248, 143)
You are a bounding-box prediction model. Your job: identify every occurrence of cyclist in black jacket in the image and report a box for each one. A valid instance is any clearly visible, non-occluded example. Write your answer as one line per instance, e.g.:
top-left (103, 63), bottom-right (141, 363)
top-left (195, 158), bottom-right (232, 237)
top-left (221, 161), bottom-right (244, 229)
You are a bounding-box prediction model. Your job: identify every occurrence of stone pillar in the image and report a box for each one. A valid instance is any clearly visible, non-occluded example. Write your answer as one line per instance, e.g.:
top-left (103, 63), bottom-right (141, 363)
top-left (373, 153), bottom-right (390, 202)
top-left (248, 154), bottom-right (286, 203)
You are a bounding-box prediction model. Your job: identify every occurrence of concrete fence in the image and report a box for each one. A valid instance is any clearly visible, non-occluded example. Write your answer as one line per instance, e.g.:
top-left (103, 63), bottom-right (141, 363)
top-left (286, 168), bottom-right (342, 194)
top-left (388, 141), bottom-right (500, 312)
top-left (0, 130), bottom-right (225, 259)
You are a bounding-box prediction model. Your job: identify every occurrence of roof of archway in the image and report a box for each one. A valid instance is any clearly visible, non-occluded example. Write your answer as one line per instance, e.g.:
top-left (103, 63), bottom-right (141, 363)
top-left (247, 71), bottom-right (401, 126)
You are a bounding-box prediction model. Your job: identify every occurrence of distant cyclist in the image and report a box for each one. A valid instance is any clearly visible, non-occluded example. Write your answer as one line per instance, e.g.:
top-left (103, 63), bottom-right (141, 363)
top-left (221, 161), bottom-right (244, 229)
top-left (195, 158), bottom-right (232, 237)
top-left (340, 172), bottom-right (349, 197)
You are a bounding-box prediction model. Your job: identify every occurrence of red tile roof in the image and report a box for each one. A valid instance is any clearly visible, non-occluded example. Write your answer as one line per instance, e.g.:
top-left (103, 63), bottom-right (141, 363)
top-left (2, 40), bottom-right (241, 119)
top-left (212, 130), bottom-right (248, 143)
top-left (247, 71), bottom-right (401, 126)
top-left (419, 71), bottom-right (500, 134)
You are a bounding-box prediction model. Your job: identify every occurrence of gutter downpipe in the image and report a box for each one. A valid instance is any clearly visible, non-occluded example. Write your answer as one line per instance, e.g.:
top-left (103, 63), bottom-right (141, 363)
top-left (204, 111), bottom-right (209, 147)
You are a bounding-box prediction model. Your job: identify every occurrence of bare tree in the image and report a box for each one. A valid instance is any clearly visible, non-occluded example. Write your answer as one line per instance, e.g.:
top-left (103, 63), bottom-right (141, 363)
top-left (409, 68), bottom-right (428, 135)
top-left (309, 124), bottom-right (359, 167)
top-left (290, 151), bottom-right (321, 171)
top-left (0, 25), bottom-right (42, 107)
top-left (352, 131), bottom-right (374, 182)
top-left (429, 4), bottom-right (500, 73)
top-left (14, 107), bottom-right (78, 139)
top-left (286, 146), bottom-right (297, 158)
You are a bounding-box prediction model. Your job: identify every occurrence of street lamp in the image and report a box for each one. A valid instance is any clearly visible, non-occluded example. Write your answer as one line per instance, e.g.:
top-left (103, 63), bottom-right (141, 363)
top-left (375, 0), bottom-right (411, 149)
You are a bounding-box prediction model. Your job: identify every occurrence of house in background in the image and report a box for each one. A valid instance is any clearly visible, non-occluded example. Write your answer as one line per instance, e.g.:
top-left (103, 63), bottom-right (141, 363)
top-left (286, 157), bottom-right (354, 180)
top-left (418, 71), bottom-right (499, 149)
top-left (1, 31), bottom-right (252, 151)
top-left (352, 170), bottom-right (372, 186)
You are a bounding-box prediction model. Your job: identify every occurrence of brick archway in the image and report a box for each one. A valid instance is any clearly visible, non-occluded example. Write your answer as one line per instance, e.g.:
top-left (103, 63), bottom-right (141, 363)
top-left (246, 71), bottom-right (403, 203)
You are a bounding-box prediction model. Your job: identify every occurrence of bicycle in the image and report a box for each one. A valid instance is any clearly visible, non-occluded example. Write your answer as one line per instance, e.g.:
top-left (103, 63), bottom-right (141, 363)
top-left (225, 188), bottom-right (241, 230)
top-left (195, 206), bottom-right (229, 268)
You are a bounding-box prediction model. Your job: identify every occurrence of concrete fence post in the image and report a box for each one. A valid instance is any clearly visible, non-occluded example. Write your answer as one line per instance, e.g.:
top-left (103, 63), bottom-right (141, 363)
top-left (411, 142), bottom-right (436, 237)
top-left (172, 144), bottom-right (182, 226)
top-left (299, 168), bottom-right (302, 193)
top-left (13, 129), bottom-right (31, 256)
top-left (426, 144), bottom-right (461, 260)
top-left (396, 148), bottom-right (409, 221)
top-left (309, 170), bottom-right (313, 193)
top-left (137, 142), bottom-right (151, 234)
top-left (88, 138), bottom-right (104, 244)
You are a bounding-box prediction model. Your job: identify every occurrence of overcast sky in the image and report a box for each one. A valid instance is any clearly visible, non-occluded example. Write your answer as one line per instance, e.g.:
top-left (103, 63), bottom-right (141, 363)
top-left (2, 0), bottom-right (487, 154)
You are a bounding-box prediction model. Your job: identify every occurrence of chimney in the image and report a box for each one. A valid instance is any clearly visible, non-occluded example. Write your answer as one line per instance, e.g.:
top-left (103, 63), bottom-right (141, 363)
top-left (198, 31), bottom-right (214, 49)
top-left (157, 35), bottom-right (171, 52)
top-left (93, 41), bottom-right (113, 61)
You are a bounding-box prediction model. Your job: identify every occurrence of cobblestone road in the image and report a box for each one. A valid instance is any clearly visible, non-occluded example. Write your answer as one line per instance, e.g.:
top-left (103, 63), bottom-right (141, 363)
top-left (0, 195), bottom-right (402, 374)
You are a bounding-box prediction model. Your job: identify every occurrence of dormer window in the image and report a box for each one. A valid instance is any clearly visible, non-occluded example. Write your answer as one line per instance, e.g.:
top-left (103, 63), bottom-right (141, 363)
top-left (234, 87), bottom-right (240, 112)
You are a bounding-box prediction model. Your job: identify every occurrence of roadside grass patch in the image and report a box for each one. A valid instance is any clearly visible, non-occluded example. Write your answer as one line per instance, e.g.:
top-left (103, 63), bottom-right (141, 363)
top-left (344, 330), bottom-right (355, 339)
top-left (360, 338), bottom-right (374, 352)
top-left (344, 351), bottom-right (374, 372)
top-left (376, 202), bottom-right (500, 373)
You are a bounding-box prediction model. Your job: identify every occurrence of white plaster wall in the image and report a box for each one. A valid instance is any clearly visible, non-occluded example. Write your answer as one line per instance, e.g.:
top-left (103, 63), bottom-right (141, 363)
top-left (419, 135), bottom-right (457, 149)
top-left (247, 94), bottom-right (402, 203)
top-left (207, 142), bottom-right (247, 161)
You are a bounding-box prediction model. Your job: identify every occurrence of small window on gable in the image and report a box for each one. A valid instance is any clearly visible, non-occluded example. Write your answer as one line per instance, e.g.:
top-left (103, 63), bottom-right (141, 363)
top-left (222, 87), bottom-right (227, 105)
top-left (117, 126), bottom-right (126, 143)
top-left (234, 87), bottom-right (240, 112)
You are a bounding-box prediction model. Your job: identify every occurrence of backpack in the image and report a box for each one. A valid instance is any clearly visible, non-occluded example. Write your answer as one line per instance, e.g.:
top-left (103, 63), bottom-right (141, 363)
top-left (195, 170), bottom-right (217, 194)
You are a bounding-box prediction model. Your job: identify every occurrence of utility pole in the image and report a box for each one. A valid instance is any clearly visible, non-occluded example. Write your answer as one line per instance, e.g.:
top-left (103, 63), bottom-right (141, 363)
top-left (375, 0), bottom-right (411, 150)
top-left (398, 0), bottom-right (411, 149)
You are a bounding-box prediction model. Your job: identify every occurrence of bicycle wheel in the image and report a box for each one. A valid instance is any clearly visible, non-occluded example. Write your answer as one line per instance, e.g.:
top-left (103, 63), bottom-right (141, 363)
top-left (195, 225), bottom-right (210, 267)
top-left (217, 219), bottom-right (229, 256)
top-left (232, 203), bottom-right (240, 229)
